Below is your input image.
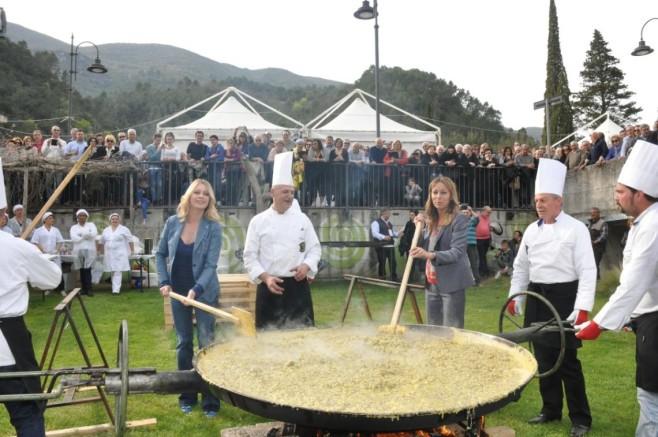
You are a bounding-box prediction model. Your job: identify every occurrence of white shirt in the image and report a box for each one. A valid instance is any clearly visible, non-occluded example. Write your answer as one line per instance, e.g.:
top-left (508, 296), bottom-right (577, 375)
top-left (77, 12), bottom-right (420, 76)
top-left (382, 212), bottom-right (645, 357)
top-left (509, 211), bottom-right (597, 312)
top-left (100, 225), bottom-right (133, 272)
top-left (42, 138), bottom-right (67, 160)
top-left (70, 222), bottom-right (98, 255)
top-left (371, 218), bottom-right (398, 240)
top-left (243, 204), bottom-right (321, 283)
top-left (64, 140), bottom-right (87, 160)
top-left (0, 232), bottom-right (62, 365)
top-left (119, 140), bottom-right (144, 159)
top-left (594, 203), bottom-right (658, 330)
top-left (31, 225), bottom-right (64, 254)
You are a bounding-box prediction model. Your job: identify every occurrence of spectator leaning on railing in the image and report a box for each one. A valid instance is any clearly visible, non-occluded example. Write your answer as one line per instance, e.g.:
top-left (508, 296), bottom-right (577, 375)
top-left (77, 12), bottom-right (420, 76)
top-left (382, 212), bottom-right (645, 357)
top-left (119, 129), bottom-right (144, 159)
top-left (42, 125), bottom-right (66, 161)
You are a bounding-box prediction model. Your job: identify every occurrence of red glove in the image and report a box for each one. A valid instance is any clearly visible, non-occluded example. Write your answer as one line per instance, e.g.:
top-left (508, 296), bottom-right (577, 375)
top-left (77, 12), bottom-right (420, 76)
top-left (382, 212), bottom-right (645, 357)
top-left (574, 310), bottom-right (589, 326)
top-left (507, 300), bottom-right (517, 316)
top-left (575, 321), bottom-right (602, 340)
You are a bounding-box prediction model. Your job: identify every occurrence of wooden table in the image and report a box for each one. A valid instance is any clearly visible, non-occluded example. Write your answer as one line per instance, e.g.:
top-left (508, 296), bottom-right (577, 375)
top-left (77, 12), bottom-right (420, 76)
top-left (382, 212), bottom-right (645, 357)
top-left (340, 274), bottom-right (424, 325)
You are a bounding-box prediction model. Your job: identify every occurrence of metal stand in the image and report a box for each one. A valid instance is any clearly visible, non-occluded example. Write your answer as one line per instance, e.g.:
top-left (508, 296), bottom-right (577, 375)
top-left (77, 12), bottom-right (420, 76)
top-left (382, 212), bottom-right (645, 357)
top-left (39, 288), bottom-right (114, 422)
top-left (340, 274), bottom-right (423, 325)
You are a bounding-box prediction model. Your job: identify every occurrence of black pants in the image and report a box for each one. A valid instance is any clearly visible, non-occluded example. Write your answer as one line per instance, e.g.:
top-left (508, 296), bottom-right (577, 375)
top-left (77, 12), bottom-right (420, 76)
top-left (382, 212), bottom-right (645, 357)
top-left (534, 346), bottom-right (592, 426)
top-left (375, 246), bottom-right (397, 280)
top-left (476, 239), bottom-right (490, 277)
top-left (593, 245), bottom-right (605, 280)
top-left (0, 365), bottom-right (45, 437)
top-left (255, 277), bottom-right (314, 330)
top-left (79, 268), bottom-right (92, 294)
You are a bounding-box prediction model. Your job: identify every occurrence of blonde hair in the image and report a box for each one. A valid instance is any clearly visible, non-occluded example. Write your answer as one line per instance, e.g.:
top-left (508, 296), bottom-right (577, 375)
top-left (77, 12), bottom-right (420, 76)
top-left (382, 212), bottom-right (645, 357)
top-left (177, 179), bottom-right (221, 223)
top-left (424, 176), bottom-right (460, 231)
top-left (105, 134), bottom-right (117, 144)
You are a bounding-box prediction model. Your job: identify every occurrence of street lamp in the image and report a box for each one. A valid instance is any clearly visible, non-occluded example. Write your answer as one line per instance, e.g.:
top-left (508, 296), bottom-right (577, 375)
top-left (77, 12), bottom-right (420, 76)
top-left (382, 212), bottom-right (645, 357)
top-left (631, 17), bottom-right (657, 56)
top-left (67, 34), bottom-right (108, 133)
top-left (354, 0), bottom-right (380, 137)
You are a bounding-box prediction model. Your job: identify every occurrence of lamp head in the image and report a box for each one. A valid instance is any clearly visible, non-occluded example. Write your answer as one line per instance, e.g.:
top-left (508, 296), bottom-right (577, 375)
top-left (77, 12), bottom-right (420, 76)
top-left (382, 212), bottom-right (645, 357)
top-left (87, 58), bottom-right (108, 74)
top-left (354, 0), bottom-right (375, 19)
top-left (631, 39), bottom-right (654, 56)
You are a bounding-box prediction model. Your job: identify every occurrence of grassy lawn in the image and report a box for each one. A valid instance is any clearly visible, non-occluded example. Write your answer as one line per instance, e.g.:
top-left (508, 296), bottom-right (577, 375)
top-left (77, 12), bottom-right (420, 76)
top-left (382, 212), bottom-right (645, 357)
top-left (0, 278), bottom-right (637, 436)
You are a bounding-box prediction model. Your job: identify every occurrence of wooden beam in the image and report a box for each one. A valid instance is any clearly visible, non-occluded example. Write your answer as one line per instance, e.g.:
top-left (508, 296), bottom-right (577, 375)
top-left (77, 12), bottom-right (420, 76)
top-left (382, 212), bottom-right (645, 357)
top-left (35, 418), bottom-right (157, 437)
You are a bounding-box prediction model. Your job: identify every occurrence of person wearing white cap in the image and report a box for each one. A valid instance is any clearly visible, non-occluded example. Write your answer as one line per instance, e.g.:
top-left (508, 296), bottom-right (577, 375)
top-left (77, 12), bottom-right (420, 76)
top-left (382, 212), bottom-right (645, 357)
top-left (507, 158), bottom-right (596, 437)
top-left (0, 157), bottom-right (62, 436)
top-left (98, 213), bottom-right (134, 295)
top-left (576, 140), bottom-right (658, 436)
top-left (30, 212), bottom-right (65, 295)
top-left (70, 209), bottom-right (98, 297)
top-left (8, 204), bottom-right (33, 238)
top-left (243, 151), bottom-right (322, 330)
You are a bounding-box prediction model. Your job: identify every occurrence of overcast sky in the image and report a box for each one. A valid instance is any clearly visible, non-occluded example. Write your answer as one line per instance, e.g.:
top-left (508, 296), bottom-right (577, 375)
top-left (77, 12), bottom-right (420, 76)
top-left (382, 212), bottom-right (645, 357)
top-left (4, 0), bottom-right (657, 129)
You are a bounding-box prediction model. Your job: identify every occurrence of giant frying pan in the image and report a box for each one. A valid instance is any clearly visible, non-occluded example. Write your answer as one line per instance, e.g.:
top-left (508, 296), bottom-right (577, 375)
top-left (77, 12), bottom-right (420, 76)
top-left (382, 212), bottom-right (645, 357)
top-left (194, 324), bottom-right (537, 432)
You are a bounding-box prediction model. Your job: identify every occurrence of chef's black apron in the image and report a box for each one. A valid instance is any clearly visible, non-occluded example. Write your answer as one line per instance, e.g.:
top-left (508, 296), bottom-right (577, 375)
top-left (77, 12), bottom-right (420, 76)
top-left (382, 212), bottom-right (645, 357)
top-left (631, 311), bottom-right (658, 393)
top-left (525, 281), bottom-right (592, 427)
top-left (0, 317), bottom-right (42, 398)
top-left (255, 277), bottom-right (314, 330)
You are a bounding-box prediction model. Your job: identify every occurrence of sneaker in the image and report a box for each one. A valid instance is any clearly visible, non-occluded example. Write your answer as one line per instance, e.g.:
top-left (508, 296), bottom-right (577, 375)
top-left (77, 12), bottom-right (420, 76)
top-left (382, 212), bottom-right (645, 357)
top-left (180, 404), bottom-right (193, 415)
top-left (494, 271), bottom-right (502, 280)
top-left (203, 410), bottom-right (218, 418)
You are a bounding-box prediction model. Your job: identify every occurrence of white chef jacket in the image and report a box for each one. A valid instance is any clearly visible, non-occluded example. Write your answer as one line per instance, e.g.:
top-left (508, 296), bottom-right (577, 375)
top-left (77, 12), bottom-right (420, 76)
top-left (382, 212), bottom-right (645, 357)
top-left (31, 225), bottom-right (64, 255)
top-left (594, 203), bottom-right (658, 330)
top-left (100, 225), bottom-right (133, 272)
top-left (509, 211), bottom-right (597, 312)
top-left (0, 231), bottom-right (62, 365)
top-left (243, 204), bottom-right (321, 283)
top-left (70, 222), bottom-right (98, 269)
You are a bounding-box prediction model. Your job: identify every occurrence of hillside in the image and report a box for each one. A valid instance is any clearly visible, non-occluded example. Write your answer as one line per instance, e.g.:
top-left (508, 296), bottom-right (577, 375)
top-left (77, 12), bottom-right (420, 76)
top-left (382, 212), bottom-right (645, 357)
top-left (6, 22), bottom-right (344, 95)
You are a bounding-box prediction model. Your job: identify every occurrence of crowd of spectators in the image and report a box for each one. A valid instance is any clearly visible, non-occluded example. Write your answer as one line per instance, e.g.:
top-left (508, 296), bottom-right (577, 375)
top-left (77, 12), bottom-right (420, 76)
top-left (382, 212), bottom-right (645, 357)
top-left (1, 119), bottom-right (656, 209)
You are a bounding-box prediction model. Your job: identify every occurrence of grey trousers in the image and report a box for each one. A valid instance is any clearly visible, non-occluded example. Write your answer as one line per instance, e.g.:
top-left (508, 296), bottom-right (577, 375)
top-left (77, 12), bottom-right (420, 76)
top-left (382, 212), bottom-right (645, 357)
top-left (425, 287), bottom-right (466, 328)
top-left (467, 245), bottom-right (479, 284)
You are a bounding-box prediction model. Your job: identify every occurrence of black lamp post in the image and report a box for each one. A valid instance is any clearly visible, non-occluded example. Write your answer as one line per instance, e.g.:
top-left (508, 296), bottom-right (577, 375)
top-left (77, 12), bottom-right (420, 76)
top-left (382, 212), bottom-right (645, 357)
top-left (631, 18), bottom-right (657, 56)
top-left (68, 34), bottom-right (108, 133)
top-left (354, 0), bottom-right (380, 138)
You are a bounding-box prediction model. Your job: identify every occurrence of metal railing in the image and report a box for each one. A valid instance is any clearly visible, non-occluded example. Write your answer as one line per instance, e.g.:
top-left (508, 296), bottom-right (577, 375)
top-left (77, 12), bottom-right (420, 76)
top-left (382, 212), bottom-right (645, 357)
top-left (2, 160), bottom-right (535, 212)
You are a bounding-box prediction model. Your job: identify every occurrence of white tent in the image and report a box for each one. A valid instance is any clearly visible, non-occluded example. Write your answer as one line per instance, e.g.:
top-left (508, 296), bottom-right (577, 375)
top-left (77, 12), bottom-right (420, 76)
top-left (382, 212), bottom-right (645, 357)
top-left (307, 89), bottom-right (441, 152)
top-left (553, 112), bottom-right (626, 148)
top-left (157, 86), bottom-right (304, 151)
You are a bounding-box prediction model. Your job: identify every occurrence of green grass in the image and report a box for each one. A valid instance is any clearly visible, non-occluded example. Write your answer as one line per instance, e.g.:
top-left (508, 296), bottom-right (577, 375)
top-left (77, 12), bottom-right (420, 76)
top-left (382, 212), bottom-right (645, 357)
top-left (0, 279), bottom-right (636, 436)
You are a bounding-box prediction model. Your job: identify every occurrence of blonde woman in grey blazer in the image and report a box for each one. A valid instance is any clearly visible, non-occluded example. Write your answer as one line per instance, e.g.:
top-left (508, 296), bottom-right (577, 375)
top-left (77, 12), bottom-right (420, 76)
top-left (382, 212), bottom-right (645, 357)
top-left (410, 176), bottom-right (474, 328)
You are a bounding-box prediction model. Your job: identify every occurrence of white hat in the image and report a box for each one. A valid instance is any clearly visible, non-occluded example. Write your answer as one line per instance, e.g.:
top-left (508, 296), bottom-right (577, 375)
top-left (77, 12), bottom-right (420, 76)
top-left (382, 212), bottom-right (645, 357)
top-left (535, 158), bottom-right (567, 196)
top-left (76, 209), bottom-right (89, 217)
top-left (12, 204), bottom-right (23, 213)
top-left (109, 212), bottom-right (120, 220)
top-left (42, 212), bottom-right (53, 222)
top-left (618, 140), bottom-right (658, 198)
top-left (0, 158), bottom-right (6, 210)
top-left (271, 151), bottom-right (294, 187)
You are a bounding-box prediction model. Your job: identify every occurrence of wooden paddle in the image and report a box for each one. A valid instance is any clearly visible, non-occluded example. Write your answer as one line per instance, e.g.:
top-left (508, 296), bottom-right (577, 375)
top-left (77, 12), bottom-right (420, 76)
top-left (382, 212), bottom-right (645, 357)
top-left (168, 291), bottom-right (256, 337)
top-left (380, 220), bottom-right (424, 334)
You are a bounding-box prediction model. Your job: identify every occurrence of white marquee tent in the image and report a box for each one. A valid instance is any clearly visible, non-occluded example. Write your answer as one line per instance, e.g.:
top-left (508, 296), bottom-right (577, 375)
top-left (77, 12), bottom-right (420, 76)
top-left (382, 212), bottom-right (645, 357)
top-left (157, 86), bottom-right (304, 151)
top-left (552, 112), bottom-right (626, 148)
top-left (306, 89), bottom-right (441, 152)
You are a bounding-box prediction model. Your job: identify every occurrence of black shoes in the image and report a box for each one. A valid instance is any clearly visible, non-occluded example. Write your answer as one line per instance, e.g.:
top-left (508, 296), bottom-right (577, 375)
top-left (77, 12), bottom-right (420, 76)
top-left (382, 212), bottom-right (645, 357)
top-left (527, 413), bottom-right (561, 424)
top-left (570, 424), bottom-right (590, 437)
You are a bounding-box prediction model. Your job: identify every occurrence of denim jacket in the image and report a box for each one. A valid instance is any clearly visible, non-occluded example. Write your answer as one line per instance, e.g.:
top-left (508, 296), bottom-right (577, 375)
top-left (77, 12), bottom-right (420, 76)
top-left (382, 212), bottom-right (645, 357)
top-left (156, 215), bottom-right (222, 304)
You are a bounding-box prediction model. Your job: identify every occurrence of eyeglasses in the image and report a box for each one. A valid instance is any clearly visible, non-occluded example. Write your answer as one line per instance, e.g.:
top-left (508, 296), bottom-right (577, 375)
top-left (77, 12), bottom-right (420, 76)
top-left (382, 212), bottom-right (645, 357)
top-left (106, 140), bottom-right (115, 143)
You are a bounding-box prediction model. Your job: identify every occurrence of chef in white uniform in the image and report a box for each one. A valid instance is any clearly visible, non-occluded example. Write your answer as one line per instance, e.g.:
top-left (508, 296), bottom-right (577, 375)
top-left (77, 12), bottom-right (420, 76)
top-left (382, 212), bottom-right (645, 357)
top-left (30, 211), bottom-right (64, 295)
top-left (576, 140), bottom-right (658, 437)
top-left (243, 152), bottom-right (321, 330)
top-left (507, 158), bottom-right (596, 437)
top-left (98, 213), bottom-right (134, 295)
top-left (70, 209), bottom-right (98, 296)
top-left (0, 157), bottom-right (61, 436)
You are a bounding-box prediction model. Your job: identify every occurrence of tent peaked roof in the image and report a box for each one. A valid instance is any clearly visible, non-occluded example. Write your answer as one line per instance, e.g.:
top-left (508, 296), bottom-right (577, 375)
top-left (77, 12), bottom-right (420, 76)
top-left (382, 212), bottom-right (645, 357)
top-left (156, 86), bottom-right (303, 131)
top-left (316, 97), bottom-right (425, 132)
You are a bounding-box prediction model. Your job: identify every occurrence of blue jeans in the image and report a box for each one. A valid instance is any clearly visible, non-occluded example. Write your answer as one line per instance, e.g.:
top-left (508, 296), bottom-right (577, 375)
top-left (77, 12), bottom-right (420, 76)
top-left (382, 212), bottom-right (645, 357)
top-left (0, 365), bottom-right (45, 437)
top-left (170, 299), bottom-right (220, 412)
top-left (637, 387), bottom-right (658, 437)
top-left (148, 167), bottom-right (163, 204)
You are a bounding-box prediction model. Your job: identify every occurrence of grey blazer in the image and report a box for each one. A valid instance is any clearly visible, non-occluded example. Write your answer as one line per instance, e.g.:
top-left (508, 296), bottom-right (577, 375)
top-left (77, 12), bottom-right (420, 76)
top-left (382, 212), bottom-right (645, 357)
top-left (422, 213), bottom-right (475, 293)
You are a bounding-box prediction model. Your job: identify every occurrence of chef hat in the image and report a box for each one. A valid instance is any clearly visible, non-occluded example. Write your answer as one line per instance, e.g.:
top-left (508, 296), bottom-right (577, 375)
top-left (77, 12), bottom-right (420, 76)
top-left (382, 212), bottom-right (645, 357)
top-left (0, 158), bottom-right (6, 210)
top-left (535, 158), bottom-right (567, 197)
top-left (42, 212), bottom-right (54, 222)
top-left (618, 140), bottom-right (658, 198)
top-left (13, 204), bottom-right (23, 213)
top-left (109, 212), bottom-right (120, 220)
top-left (76, 209), bottom-right (89, 217)
top-left (271, 151), bottom-right (294, 187)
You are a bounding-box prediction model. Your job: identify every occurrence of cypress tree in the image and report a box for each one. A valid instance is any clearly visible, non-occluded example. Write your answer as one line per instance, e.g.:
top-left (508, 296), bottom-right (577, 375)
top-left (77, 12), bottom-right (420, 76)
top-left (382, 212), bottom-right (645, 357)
top-left (543, 0), bottom-right (574, 145)
top-left (573, 29), bottom-right (642, 124)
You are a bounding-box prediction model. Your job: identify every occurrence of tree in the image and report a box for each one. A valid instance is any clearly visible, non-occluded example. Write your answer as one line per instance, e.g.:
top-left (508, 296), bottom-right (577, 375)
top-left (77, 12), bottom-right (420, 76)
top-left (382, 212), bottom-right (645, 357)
top-left (573, 29), bottom-right (642, 124)
top-left (543, 0), bottom-right (574, 145)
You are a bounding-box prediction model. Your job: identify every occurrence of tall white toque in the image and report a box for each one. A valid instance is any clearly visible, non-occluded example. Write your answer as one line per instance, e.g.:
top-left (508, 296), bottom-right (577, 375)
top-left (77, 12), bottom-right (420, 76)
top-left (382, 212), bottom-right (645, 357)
top-left (271, 151), bottom-right (294, 187)
top-left (618, 140), bottom-right (658, 198)
top-left (535, 158), bottom-right (567, 197)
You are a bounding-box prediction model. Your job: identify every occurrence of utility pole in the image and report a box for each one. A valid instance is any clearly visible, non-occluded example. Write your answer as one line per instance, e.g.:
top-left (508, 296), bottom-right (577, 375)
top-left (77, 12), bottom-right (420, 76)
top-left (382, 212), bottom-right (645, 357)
top-left (533, 96), bottom-right (563, 146)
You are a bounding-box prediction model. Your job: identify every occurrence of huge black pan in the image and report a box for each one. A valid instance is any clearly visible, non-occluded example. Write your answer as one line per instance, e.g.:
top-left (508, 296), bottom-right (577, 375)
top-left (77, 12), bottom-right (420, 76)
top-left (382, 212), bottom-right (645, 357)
top-left (194, 324), bottom-right (537, 432)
